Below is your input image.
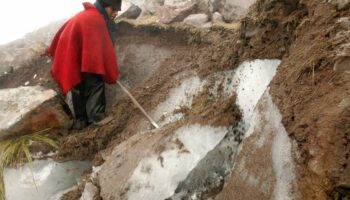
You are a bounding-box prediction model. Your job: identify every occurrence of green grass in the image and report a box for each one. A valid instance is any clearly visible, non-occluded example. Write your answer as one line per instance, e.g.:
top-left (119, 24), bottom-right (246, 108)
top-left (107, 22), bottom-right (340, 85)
top-left (0, 129), bottom-right (59, 200)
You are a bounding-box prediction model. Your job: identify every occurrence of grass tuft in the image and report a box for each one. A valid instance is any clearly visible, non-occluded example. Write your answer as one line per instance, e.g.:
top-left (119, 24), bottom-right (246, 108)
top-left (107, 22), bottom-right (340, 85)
top-left (0, 129), bottom-right (59, 200)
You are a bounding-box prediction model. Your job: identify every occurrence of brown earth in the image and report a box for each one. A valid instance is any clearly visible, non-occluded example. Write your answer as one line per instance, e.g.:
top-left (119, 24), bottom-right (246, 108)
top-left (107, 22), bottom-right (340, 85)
top-left (268, 1), bottom-right (350, 199)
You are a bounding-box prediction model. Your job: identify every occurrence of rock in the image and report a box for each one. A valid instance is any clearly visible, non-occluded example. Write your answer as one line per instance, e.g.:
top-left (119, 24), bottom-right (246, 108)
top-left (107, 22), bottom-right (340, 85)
top-left (222, 0), bottom-right (255, 18)
top-left (137, 9), bottom-right (152, 19)
top-left (244, 29), bottom-right (259, 38)
top-left (183, 13), bottom-right (209, 27)
top-left (0, 86), bottom-right (72, 139)
top-left (222, 3), bottom-right (245, 22)
top-left (212, 12), bottom-right (223, 22)
top-left (202, 22), bottom-right (213, 29)
top-left (211, 0), bottom-right (225, 12)
top-left (80, 182), bottom-right (99, 200)
top-left (193, 0), bottom-right (213, 16)
top-left (116, 4), bottom-right (142, 20)
top-left (338, 98), bottom-right (350, 109)
top-left (143, 0), bottom-right (164, 14)
top-left (337, 17), bottom-right (350, 29)
top-left (164, 0), bottom-right (189, 6)
top-left (334, 0), bottom-right (350, 10)
top-left (225, 0), bottom-right (255, 9)
top-left (156, 2), bottom-right (196, 24)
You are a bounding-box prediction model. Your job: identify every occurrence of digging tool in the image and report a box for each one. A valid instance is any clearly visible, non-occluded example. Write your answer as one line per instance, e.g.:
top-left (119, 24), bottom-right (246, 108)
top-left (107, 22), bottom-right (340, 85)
top-left (117, 80), bottom-right (159, 129)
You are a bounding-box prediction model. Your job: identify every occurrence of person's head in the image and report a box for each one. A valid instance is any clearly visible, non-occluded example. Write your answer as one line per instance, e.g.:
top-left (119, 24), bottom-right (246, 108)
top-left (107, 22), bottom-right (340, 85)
top-left (97, 0), bottom-right (122, 19)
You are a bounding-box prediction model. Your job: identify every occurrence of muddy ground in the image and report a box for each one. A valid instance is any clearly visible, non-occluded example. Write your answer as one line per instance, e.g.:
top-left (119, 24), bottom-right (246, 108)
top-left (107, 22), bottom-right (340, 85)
top-left (0, 0), bottom-right (349, 199)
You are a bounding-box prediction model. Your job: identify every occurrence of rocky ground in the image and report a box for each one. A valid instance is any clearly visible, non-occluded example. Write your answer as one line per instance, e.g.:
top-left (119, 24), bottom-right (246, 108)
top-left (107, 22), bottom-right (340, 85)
top-left (0, 0), bottom-right (349, 199)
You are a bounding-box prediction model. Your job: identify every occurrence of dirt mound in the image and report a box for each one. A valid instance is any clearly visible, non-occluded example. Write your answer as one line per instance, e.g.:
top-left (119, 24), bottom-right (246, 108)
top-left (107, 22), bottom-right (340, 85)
top-left (269, 1), bottom-right (350, 199)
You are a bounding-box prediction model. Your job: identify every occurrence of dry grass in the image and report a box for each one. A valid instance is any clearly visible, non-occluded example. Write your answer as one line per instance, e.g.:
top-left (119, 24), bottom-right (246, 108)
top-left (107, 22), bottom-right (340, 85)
top-left (0, 129), bottom-right (59, 200)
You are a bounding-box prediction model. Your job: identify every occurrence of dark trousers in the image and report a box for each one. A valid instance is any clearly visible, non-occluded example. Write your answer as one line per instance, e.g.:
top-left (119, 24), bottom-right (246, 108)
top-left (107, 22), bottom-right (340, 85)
top-left (71, 73), bottom-right (106, 124)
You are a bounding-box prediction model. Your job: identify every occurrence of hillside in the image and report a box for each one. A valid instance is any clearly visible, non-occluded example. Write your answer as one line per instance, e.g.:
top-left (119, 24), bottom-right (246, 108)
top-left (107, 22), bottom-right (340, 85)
top-left (0, 0), bottom-right (349, 199)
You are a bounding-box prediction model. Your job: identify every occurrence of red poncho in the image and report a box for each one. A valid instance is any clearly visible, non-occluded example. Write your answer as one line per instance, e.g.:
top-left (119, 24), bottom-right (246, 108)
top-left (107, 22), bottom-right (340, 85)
top-left (48, 2), bottom-right (118, 94)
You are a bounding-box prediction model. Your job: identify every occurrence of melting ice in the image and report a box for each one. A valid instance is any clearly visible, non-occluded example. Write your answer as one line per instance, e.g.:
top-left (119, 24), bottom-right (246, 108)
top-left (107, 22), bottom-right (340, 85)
top-left (4, 159), bottom-right (91, 200)
top-left (126, 124), bottom-right (228, 200)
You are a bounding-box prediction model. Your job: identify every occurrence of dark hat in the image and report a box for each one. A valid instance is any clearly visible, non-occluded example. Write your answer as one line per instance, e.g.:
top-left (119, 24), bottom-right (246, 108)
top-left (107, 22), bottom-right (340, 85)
top-left (98, 0), bottom-right (122, 11)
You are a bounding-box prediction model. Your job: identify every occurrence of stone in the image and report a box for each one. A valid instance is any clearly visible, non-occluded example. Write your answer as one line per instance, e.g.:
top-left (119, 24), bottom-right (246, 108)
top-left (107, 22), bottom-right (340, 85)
top-left (116, 4), bottom-right (142, 20)
top-left (212, 12), bottom-right (223, 22)
top-left (335, 0), bottom-right (350, 10)
top-left (143, 0), bottom-right (164, 14)
top-left (202, 22), bottom-right (213, 29)
top-left (193, 0), bottom-right (213, 15)
top-left (337, 17), bottom-right (350, 29)
top-left (225, 0), bottom-right (256, 9)
top-left (211, 0), bottom-right (225, 12)
top-left (220, 0), bottom-right (258, 22)
top-left (164, 0), bottom-right (189, 6)
top-left (137, 9), bottom-right (152, 19)
top-left (244, 29), bottom-right (259, 38)
top-left (80, 182), bottom-right (99, 200)
top-left (0, 86), bottom-right (72, 139)
top-left (183, 13), bottom-right (209, 27)
top-left (156, 2), bottom-right (196, 24)
top-left (222, 3), bottom-right (245, 22)
top-left (338, 98), bottom-right (350, 109)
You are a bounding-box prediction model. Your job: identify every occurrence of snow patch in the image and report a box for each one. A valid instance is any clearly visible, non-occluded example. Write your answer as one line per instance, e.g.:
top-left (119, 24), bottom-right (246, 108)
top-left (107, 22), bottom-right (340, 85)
top-left (126, 124), bottom-right (228, 200)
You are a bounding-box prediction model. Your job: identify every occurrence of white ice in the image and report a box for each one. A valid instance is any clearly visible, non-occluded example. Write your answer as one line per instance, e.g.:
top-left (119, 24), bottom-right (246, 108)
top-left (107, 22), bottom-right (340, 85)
top-left (152, 76), bottom-right (206, 126)
top-left (126, 124), bottom-right (228, 200)
top-left (243, 89), bottom-right (297, 199)
top-left (4, 159), bottom-right (91, 200)
top-left (150, 59), bottom-right (280, 129)
top-left (233, 59), bottom-right (280, 127)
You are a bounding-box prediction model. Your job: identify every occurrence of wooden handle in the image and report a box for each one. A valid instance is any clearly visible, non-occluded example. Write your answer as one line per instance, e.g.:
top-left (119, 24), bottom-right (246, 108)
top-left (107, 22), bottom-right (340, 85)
top-left (117, 81), bottom-right (159, 129)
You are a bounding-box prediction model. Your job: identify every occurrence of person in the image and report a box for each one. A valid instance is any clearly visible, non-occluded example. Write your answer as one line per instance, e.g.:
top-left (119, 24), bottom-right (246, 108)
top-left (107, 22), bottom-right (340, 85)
top-left (48, 0), bottom-right (122, 130)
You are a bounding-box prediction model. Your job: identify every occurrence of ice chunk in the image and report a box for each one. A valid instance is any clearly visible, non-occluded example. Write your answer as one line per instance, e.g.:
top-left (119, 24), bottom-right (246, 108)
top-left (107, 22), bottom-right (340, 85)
top-left (4, 159), bottom-right (91, 200)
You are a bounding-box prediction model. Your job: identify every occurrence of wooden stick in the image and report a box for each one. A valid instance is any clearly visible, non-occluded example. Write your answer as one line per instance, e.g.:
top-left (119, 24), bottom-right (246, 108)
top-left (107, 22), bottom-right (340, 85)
top-left (117, 81), bottom-right (159, 129)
